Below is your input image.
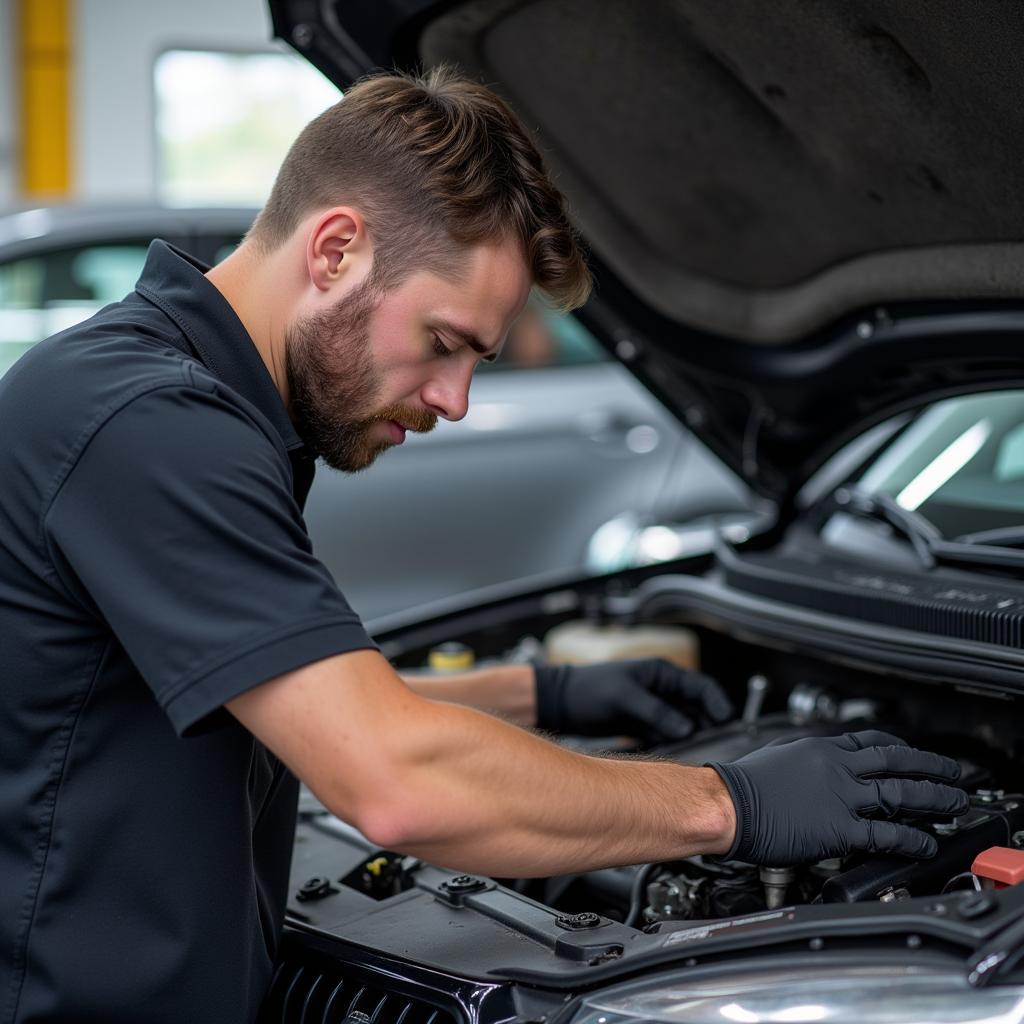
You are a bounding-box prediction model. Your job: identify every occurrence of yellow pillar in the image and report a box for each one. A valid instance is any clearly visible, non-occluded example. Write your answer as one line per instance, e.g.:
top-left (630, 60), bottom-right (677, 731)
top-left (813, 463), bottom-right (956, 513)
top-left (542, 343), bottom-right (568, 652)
top-left (17, 0), bottom-right (73, 199)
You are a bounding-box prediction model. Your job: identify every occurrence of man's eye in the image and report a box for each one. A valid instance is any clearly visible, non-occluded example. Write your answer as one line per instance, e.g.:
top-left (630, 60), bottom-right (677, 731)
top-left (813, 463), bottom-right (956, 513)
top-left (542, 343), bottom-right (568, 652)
top-left (432, 334), bottom-right (454, 357)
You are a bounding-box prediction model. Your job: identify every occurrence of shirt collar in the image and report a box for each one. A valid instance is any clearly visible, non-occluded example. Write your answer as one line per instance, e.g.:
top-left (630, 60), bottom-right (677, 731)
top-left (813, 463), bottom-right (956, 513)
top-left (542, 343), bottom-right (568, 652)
top-left (134, 240), bottom-right (304, 453)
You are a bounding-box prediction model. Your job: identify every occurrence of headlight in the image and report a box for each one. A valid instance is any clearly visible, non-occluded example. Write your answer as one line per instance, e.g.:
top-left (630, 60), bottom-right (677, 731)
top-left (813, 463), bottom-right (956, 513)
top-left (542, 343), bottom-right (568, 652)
top-left (572, 964), bottom-right (1024, 1024)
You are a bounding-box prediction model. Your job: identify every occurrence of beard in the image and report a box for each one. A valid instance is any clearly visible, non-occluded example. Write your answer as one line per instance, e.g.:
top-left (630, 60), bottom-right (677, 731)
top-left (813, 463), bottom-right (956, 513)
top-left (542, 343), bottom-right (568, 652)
top-left (284, 276), bottom-right (437, 472)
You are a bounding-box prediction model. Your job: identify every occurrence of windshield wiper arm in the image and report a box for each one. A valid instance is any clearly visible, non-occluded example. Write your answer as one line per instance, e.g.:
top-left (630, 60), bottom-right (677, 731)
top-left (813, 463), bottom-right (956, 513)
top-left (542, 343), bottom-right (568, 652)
top-left (832, 487), bottom-right (940, 569)
top-left (956, 526), bottom-right (1024, 549)
top-left (831, 487), bottom-right (1024, 572)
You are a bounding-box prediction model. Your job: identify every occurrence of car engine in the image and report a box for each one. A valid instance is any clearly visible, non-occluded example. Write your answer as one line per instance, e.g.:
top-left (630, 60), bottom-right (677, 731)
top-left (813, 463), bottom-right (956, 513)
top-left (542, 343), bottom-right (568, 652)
top-left (287, 629), bottom-right (1024, 924)
top-left (263, 593), bottom-right (1024, 1022)
top-left (528, 677), bottom-right (1022, 927)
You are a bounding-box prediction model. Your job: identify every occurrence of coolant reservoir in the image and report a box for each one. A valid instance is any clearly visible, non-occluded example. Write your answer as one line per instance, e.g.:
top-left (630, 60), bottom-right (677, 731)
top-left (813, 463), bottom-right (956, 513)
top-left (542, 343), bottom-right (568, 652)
top-left (427, 641), bottom-right (475, 672)
top-left (543, 620), bottom-right (699, 670)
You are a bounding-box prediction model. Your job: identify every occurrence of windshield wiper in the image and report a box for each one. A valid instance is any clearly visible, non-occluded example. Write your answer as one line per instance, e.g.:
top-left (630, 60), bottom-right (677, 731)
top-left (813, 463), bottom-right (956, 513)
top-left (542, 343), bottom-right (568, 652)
top-left (956, 526), bottom-right (1024, 549)
top-left (831, 487), bottom-right (1024, 572)
top-left (832, 487), bottom-right (940, 569)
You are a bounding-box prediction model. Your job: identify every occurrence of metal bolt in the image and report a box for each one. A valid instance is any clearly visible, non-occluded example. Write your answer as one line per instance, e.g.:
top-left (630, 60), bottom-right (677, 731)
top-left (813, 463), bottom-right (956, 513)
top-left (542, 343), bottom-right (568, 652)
top-left (879, 886), bottom-right (911, 903)
top-left (556, 912), bottom-right (602, 930)
top-left (787, 683), bottom-right (837, 724)
top-left (296, 876), bottom-right (332, 902)
top-left (742, 675), bottom-right (770, 726)
top-left (685, 406), bottom-right (706, 428)
top-left (760, 865), bottom-right (794, 910)
top-left (442, 874), bottom-right (486, 894)
top-left (977, 789), bottom-right (1004, 804)
top-left (907, 934), bottom-right (922, 949)
top-left (856, 320), bottom-right (874, 339)
top-left (615, 339), bottom-right (638, 361)
top-left (292, 23), bottom-right (314, 47)
top-left (809, 937), bottom-right (824, 951)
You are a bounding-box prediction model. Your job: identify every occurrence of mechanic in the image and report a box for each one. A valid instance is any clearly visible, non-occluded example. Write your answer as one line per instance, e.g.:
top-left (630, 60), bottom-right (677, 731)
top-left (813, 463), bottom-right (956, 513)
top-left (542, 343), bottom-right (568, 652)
top-left (0, 69), bottom-right (968, 1023)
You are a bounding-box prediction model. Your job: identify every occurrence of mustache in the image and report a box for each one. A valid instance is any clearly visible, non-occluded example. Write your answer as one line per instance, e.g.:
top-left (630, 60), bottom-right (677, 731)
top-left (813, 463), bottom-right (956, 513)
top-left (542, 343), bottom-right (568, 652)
top-left (368, 403), bottom-right (438, 434)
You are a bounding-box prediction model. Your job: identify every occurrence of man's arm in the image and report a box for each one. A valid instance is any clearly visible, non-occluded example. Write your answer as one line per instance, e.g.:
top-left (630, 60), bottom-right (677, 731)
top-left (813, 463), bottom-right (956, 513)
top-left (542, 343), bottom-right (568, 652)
top-left (228, 650), bottom-right (734, 877)
top-left (229, 650), bottom-right (967, 873)
top-left (400, 659), bottom-right (735, 742)
top-left (400, 664), bottom-right (536, 726)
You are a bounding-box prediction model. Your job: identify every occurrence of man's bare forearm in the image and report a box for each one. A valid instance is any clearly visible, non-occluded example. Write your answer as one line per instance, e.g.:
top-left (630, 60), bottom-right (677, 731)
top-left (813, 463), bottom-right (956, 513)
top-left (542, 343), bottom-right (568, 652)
top-left (229, 651), bottom-right (735, 878)
top-left (401, 663), bottom-right (536, 726)
top-left (368, 696), bottom-right (736, 875)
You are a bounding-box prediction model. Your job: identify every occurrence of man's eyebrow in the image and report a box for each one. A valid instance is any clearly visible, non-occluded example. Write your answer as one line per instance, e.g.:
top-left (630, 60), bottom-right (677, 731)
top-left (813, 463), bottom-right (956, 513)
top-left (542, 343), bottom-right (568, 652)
top-left (436, 320), bottom-right (501, 362)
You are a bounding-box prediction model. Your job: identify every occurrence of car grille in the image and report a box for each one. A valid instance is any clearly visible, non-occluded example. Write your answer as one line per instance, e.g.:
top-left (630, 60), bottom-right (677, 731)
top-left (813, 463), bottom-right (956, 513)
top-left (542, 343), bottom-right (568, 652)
top-left (259, 948), bottom-right (462, 1024)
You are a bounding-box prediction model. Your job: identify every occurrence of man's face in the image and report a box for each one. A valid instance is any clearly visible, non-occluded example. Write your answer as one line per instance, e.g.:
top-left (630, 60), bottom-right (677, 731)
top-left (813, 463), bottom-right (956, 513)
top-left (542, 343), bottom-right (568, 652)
top-left (285, 239), bottom-right (532, 473)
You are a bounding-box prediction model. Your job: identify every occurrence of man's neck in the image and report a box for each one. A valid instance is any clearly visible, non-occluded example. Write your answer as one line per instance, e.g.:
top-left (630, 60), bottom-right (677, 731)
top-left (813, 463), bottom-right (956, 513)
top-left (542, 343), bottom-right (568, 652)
top-left (206, 245), bottom-right (291, 404)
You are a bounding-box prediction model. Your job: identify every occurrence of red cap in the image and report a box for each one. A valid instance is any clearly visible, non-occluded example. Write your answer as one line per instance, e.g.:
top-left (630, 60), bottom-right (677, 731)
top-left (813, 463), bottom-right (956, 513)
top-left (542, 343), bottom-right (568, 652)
top-left (972, 847), bottom-right (1024, 888)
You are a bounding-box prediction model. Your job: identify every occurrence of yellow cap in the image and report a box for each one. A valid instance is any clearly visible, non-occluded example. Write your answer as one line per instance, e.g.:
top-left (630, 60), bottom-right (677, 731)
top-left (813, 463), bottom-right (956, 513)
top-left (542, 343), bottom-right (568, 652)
top-left (366, 856), bottom-right (389, 877)
top-left (428, 642), bottom-right (475, 671)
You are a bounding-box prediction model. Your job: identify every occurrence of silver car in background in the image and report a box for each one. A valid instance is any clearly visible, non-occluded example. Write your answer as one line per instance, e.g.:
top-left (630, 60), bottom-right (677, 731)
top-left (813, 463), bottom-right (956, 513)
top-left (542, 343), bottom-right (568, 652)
top-left (0, 204), bottom-right (750, 621)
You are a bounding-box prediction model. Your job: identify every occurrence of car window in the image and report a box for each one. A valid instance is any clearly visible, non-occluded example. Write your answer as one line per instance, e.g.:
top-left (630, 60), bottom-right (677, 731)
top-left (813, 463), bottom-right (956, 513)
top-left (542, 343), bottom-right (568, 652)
top-left (477, 298), bottom-right (607, 372)
top-left (0, 242), bottom-right (603, 380)
top-left (0, 243), bottom-right (150, 378)
top-left (851, 389), bottom-right (1024, 537)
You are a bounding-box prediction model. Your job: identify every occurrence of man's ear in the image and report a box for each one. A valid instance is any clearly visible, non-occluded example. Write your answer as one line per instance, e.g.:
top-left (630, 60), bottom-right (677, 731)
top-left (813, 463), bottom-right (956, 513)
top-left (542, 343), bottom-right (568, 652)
top-left (305, 208), bottom-right (372, 292)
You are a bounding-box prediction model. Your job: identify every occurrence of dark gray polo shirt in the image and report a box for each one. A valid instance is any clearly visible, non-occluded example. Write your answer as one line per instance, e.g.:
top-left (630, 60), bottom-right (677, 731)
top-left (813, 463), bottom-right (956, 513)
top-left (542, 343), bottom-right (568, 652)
top-left (0, 241), bottom-right (375, 1023)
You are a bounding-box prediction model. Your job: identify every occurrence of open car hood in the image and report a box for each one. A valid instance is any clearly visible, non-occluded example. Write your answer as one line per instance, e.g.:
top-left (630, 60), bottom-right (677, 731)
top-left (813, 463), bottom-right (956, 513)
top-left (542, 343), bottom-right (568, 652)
top-left (269, 0), bottom-right (1024, 505)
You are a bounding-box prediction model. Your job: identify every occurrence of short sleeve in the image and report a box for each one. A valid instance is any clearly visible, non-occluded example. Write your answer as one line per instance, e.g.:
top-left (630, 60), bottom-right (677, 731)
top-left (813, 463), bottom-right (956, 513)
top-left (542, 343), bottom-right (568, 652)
top-left (44, 383), bottom-right (376, 736)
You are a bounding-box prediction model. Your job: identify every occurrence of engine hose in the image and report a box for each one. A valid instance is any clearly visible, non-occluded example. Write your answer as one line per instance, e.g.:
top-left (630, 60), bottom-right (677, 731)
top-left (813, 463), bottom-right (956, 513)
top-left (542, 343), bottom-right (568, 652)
top-left (624, 863), bottom-right (659, 928)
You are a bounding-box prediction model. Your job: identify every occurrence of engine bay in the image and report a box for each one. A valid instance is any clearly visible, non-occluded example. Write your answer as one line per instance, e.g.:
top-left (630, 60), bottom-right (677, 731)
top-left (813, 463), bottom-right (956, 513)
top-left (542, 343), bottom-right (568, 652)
top-left (263, 583), bottom-right (1024, 1022)
top-left (287, 609), bottom-right (1024, 934)
top-left (524, 701), bottom-right (1022, 927)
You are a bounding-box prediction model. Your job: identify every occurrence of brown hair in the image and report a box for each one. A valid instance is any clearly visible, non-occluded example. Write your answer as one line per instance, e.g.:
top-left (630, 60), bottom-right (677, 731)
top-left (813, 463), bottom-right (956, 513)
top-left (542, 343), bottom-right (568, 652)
top-left (248, 66), bottom-right (591, 311)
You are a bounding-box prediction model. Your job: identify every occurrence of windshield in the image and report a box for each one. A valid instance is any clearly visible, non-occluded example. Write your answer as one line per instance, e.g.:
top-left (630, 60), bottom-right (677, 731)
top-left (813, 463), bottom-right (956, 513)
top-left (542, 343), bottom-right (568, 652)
top-left (848, 390), bottom-right (1024, 538)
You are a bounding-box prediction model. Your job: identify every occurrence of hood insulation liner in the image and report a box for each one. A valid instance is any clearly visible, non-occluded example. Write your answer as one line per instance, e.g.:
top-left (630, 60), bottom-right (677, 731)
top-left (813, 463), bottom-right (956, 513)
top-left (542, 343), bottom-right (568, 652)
top-left (422, 0), bottom-right (1024, 341)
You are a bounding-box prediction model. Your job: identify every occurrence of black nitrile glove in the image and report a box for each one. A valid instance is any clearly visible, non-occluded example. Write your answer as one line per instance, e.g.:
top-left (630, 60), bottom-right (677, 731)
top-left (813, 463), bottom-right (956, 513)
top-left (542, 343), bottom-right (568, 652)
top-left (534, 658), bottom-right (733, 741)
top-left (708, 730), bottom-right (969, 866)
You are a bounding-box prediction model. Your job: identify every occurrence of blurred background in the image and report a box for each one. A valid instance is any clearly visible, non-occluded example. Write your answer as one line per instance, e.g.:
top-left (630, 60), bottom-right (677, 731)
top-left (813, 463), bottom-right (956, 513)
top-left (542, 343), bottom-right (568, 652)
top-left (0, 0), bottom-right (332, 211)
top-left (0, 0), bottom-right (752, 623)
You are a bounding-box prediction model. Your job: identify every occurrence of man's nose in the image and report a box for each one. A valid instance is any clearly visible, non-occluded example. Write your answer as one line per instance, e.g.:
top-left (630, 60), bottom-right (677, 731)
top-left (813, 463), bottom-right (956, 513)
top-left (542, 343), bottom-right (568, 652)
top-left (422, 370), bottom-right (471, 422)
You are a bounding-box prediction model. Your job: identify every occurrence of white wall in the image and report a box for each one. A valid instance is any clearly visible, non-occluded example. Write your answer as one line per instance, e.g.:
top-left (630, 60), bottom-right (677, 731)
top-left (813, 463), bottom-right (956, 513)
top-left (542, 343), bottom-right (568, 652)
top-left (74, 0), bottom-right (277, 202)
top-left (0, 0), bottom-right (283, 211)
top-left (0, 0), bottom-right (16, 211)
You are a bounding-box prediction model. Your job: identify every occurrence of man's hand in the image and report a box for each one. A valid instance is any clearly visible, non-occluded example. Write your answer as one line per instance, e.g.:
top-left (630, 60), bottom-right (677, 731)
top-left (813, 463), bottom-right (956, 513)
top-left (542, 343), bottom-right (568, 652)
top-left (534, 658), bottom-right (734, 741)
top-left (708, 730), bottom-right (969, 866)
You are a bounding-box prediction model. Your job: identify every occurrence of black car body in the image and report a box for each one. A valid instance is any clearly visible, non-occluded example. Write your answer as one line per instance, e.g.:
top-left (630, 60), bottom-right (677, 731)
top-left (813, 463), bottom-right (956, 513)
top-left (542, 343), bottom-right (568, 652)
top-left (259, 3), bottom-right (1024, 1021)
